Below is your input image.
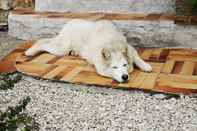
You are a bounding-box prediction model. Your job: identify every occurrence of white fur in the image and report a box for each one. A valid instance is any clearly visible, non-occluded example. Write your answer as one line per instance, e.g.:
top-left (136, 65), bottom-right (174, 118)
top-left (25, 19), bottom-right (152, 82)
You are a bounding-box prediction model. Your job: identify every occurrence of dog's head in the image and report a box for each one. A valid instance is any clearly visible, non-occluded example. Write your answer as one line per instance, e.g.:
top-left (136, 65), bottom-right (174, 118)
top-left (101, 46), bottom-right (133, 83)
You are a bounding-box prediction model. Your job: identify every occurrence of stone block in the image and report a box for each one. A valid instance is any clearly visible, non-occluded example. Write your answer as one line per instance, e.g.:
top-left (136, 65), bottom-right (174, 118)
top-left (0, 10), bottom-right (9, 22)
top-left (8, 13), bottom-right (197, 48)
top-left (35, 0), bottom-right (175, 14)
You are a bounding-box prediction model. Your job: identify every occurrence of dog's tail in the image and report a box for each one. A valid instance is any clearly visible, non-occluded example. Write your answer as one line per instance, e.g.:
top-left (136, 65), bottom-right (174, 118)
top-left (25, 38), bottom-right (51, 56)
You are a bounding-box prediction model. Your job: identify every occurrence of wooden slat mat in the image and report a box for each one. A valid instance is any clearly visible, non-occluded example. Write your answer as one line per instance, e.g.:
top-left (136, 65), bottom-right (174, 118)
top-left (1, 41), bottom-right (197, 94)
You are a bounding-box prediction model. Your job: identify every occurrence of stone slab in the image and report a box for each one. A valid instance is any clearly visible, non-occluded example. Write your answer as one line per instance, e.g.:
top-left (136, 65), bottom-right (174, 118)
top-left (0, 10), bottom-right (9, 22)
top-left (8, 13), bottom-right (197, 48)
top-left (35, 0), bottom-right (175, 14)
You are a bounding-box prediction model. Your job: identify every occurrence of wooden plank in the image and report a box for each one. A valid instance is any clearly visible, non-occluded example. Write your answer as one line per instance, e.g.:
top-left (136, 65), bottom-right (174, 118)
top-left (158, 74), bottom-right (197, 85)
top-left (72, 71), bottom-right (113, 86)
top-left (54, 66), bottom-right (76, 80)
top-left (55, 57), bottom-right (87, 66)
top-left (149, 48), bottom-right (163, 60)
top-left (30, 53), bottom-right (56, 64)
top-left (171, 61), bottom-right (184, 74)
top-left (140, 49), bottom-right (153, 60)
top-left (157, 75), bottom-right (197, 90)
top-left (61, 67), bottom-right (83, 81)
top-left (15, 62), bottom-right (51, 76)
top-left (137, 48), bottom-right (145, 55)
top-left (169, 49), bottom-right (197, 56)
top-left (82, 65), bottom-right (96, 72)
top-left (148, 62), bottom-right (164, 73)
top-left (168, 54), bottom-right (197, 62)
top-left (129, 72), bottom-right (148, 88)
top-left (194, 62), bottom-right (197, 75)
top-left (158, 49), bottom-right (170, 61)
top-left (15, 53), bottom-right (30, 63)
top-left (162, 60), bottom-right (175, 73)
top-left (47, 56), bottom-right (61, 64)
top-left (180, 61), bottom-right (195, 75)
top-left (141, 73), bottom-right (158, 89)
top-left (41, 65), bottom-right (58, 76)
top-left (0, 52), bottom-right (22, 73)
top-left (0, 42), bottom-right (35, 73)
top-left (43, 65), bottom-right (68, 79)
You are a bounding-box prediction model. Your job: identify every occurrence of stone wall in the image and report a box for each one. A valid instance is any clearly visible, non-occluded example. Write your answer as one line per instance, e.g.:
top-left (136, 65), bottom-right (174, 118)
top-left (0, 0), bottom-right (13, 10)
top-left (7, 0), bottom-right (197, 48)
top-left (8, 13), bottom-right (197, 48)
top-left (0, 10), bottom-right (8, 23)
top-left (0, 0), bottom-right (13, 24)
top-left (35, 0), bottom-right (175, 14)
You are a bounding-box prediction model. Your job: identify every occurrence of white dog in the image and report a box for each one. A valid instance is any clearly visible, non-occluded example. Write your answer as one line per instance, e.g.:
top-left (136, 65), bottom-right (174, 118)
top-left (25, 19), bottom-right (152, 83)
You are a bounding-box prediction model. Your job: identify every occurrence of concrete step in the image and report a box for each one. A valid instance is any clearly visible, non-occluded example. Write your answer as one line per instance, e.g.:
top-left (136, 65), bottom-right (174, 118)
top-left (8, 10), bottom-right (197, 48)
top-left (35, 0), bottom-right (175, 14)
top-left (0, 22), bottom-right (8, 31)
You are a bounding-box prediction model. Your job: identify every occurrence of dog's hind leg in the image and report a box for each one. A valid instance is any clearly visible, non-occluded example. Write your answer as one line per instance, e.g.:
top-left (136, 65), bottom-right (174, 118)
top-left (127, 45), bottom-right (152, 72)
top-left (25, 38), bottom-right (67, 56)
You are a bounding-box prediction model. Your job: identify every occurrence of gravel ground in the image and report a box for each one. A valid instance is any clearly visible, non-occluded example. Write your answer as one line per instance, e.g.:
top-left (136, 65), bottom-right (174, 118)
top-left (1, 31), bottom-right (197, 131)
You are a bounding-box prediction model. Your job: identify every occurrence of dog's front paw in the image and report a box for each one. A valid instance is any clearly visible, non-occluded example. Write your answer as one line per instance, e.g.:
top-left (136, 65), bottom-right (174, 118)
top-left (141, 63), bottom-right (152, 72)
top-left (69, 50), bottom-right (79, 56)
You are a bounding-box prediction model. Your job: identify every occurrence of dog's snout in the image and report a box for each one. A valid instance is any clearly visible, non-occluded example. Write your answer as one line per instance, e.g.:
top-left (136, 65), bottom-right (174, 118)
top-left (122, 74), bottom-right (128, 81)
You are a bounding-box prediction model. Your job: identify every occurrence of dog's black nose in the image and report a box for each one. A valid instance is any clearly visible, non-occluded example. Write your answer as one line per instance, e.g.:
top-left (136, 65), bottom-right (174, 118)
top-left (122, 74), bottom-right (128, 81)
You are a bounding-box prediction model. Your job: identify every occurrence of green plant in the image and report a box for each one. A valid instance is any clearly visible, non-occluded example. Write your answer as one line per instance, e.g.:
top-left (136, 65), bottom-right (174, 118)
top-left (0, 97), bottom-right (39, 131)
top-left (187, 0), bottom-right (197, 14)
top-left (176, 0), bottom-right (197, 15)
top-left (0, 73), bottom-right (22, 90)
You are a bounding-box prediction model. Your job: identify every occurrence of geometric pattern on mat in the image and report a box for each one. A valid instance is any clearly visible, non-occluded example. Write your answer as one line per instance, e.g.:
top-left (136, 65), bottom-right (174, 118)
top-left (2, 41), bottom-right (197, 94)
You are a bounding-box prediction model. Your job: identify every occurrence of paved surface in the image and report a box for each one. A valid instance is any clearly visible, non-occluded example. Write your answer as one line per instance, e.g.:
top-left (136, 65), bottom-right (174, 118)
top-left (1, 31), bottom-right (197, 131)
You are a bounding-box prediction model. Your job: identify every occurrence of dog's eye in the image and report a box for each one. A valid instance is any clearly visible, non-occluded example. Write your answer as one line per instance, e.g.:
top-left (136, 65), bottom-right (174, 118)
top-left (112, 66), bottom-right (118, 69)
top-left (123, 64), bottom-right (127, 67)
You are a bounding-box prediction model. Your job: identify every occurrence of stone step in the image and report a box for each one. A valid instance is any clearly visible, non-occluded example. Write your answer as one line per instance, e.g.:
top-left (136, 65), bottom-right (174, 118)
top-left (0, 22), bottom-right (8, 31)
top-left (8, 10), bottom-right (197, 48)
top-left (35, 0), bottom-right (175, 14)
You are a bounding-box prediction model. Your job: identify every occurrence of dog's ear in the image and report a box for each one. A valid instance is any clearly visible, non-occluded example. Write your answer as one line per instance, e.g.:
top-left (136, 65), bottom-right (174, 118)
top-left (102, 48), bottom-right (111, 60)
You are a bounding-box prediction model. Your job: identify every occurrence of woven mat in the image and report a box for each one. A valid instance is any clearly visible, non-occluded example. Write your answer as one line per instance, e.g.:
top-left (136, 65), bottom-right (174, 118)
top-left (1, 41), bottom-right (197, 94)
